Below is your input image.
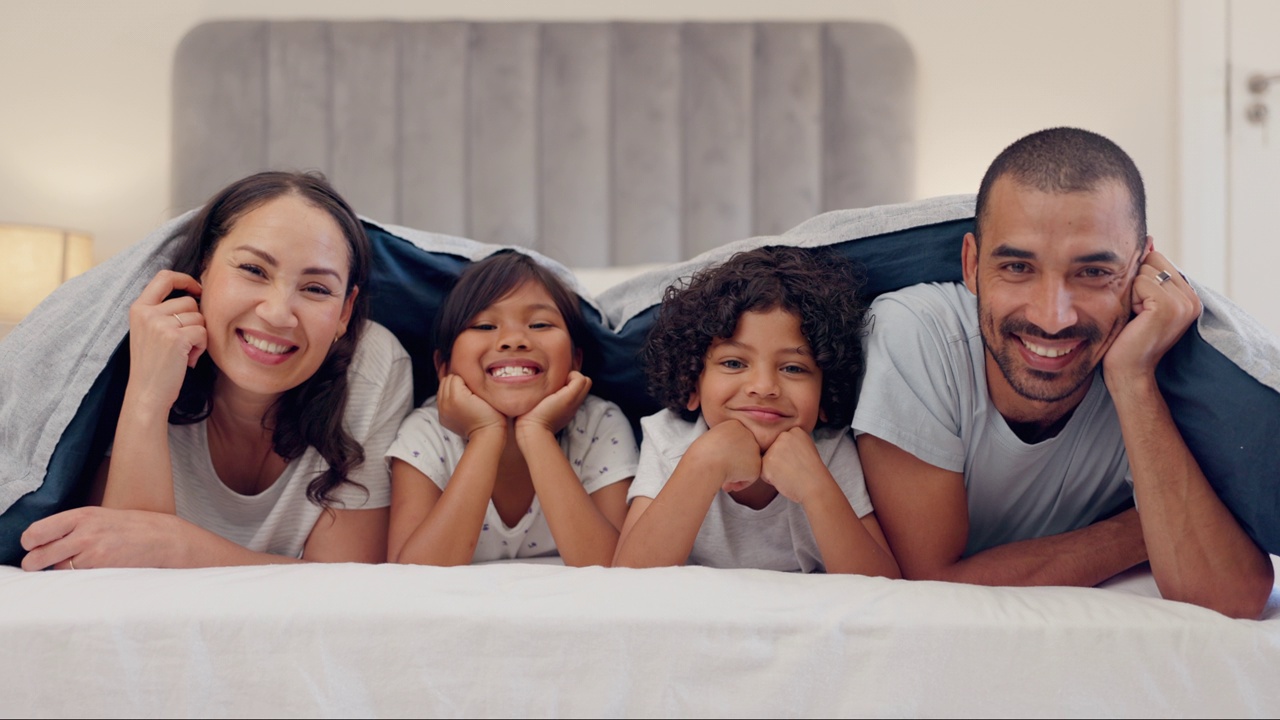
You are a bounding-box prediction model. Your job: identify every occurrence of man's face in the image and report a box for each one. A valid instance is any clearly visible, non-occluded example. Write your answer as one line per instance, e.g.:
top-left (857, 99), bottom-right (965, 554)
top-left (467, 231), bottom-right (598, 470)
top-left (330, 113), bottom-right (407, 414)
top-left (962, 176), bottom-right (1150, 424)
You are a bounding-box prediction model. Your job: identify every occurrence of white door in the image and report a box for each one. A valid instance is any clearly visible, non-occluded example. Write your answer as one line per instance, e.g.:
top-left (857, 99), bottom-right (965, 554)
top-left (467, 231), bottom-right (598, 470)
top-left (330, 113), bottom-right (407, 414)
top-left (1229, 0), bottom-right (1280, 337)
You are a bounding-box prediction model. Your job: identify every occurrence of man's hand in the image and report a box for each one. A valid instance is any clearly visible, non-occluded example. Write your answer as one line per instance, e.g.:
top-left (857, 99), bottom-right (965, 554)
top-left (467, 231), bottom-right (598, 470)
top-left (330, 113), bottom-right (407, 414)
top-left (1103, 250), bottom-right (1201, 383)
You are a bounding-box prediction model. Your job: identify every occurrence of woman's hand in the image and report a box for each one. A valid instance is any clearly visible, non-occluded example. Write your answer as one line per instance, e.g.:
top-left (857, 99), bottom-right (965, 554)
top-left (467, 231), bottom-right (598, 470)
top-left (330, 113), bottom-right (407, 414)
top-left (127, 270), bottom-right (207, 410)
top-left (20, 506), bottom-right (191, 570)
top-left (436, 373), bottom-right (506, 440)
top-left (516, 370), bottom-right (591, 435)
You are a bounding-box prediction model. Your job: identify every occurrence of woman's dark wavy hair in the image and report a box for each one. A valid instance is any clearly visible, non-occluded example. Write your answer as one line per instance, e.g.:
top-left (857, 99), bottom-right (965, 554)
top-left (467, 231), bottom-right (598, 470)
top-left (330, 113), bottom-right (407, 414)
top-left (167, 170), bottom-right (371, 508)
top-left (643, 245), bottom-right (868, 426)
top-left (434, 249), bottom-right (588, 370)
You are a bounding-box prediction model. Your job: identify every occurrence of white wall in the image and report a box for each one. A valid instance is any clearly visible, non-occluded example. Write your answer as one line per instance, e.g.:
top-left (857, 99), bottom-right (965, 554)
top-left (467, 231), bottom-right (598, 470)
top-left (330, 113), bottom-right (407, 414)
top-left (1, 0), bottom-right (1177, 265)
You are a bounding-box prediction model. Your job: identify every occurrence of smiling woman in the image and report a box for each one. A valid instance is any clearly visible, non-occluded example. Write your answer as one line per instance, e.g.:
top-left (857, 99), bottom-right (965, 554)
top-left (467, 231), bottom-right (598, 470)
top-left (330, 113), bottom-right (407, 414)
top-left (18, 171), bottom-right (414, 570)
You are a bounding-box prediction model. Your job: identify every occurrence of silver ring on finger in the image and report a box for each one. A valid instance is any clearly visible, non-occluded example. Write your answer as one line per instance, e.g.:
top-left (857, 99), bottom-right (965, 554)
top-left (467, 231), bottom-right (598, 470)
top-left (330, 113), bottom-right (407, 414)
top-left (69, 558), bottom-right (76, 571)
top-left (173, 313), bottom-right (184, 328)
top-left (1155, 270), bottom-right (1172, 285)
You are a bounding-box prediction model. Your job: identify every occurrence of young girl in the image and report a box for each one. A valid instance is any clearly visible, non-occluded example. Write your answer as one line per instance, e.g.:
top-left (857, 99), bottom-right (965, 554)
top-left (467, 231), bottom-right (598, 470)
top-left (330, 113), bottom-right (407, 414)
top-left (386, 250), bottom-right (638, 567)
top-left (613, 246), bottom-right (899, 577)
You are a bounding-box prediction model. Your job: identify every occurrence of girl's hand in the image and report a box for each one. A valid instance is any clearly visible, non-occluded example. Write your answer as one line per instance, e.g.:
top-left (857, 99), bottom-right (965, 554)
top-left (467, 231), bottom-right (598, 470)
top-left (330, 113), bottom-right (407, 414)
top-left (517, 370), bottom-right (591, 434)
top-left (760, 427), bottom-right (830, 505)
top-left (436, 373), bottom-right (506, 439)
top-left (127, 270), bottom-right (206, 410)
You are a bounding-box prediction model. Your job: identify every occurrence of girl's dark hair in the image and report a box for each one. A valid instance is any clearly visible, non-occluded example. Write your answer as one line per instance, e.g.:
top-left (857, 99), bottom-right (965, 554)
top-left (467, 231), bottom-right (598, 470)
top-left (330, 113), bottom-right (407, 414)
top-left (643, 245), bottom-right (868, 426)
top-left (434, 249), bottom-right (587, 368)
top-left (168, 170), bottom-right (371, 508)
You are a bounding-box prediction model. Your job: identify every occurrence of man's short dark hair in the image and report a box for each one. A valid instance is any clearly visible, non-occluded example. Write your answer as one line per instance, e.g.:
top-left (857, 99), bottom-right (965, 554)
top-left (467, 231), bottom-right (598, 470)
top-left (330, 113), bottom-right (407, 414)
top-left (974, 127), bottom-right (1147, 248)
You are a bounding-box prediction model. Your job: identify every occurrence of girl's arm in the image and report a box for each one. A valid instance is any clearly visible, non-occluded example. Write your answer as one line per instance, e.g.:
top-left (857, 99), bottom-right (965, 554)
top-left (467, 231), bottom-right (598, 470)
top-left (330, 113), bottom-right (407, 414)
top-left (515, 373), bottom-right (631, 566)
top-left (761, 427), bottom-right (900, 578)
top-left (613, 420), bottom-right (761, 568)
top-left (101, 270), bottom-right (206, 513)
top-left (20, 505), bottom-right (385, 569)
top-left (388, 375), bottom-right (507, 565)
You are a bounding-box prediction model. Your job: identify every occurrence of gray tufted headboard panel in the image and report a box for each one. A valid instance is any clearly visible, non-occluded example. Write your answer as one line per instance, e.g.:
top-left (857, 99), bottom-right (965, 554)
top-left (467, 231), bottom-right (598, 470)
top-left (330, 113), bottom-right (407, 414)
top-left (173, 20), bottom-right (915, 267)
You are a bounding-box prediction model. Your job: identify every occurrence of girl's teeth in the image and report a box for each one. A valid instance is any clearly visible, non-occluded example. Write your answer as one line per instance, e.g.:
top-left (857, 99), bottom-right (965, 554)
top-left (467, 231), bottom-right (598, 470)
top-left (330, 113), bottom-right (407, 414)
top-left (491, 366), bottom-right (536, 378)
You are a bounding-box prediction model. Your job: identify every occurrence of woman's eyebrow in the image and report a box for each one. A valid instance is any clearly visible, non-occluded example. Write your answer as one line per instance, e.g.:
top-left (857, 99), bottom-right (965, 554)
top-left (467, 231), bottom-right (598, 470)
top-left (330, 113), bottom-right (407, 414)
top-left (236, 245), bottom-right (343, 281)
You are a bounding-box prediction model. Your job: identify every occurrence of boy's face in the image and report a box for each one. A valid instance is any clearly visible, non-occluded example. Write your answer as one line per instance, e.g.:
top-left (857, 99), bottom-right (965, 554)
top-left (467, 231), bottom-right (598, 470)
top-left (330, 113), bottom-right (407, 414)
top-left (687, 307), bottom-right (824, 450)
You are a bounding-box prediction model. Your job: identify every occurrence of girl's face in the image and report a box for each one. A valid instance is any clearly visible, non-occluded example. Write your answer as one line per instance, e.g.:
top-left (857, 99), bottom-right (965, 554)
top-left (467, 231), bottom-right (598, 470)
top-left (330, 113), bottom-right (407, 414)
top-left (199, 194), bottom-right (356, 404)
top-left (687, 308), bottom-right (824, 450)
top-left (442, 279), bottom-right (581, 418)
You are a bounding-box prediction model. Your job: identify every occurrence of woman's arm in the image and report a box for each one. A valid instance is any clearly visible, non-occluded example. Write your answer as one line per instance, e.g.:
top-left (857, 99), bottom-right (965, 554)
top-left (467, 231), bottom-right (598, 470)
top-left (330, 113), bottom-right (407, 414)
top-left (101, 270), bottom-right (206, 513)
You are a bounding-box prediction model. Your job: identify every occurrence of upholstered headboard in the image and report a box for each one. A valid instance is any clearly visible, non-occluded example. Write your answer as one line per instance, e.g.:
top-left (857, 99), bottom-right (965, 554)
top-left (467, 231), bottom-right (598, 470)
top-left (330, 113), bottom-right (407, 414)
top-left (172, 20), bottom-right (915, 267)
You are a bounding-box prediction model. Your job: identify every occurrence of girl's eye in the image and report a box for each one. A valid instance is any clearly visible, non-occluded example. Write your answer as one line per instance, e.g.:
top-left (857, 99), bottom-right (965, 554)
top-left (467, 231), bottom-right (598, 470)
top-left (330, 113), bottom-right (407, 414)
top-left (529, 322), bottom-right (553, 330)
top-left (470, 323), bottom-right (497, 331)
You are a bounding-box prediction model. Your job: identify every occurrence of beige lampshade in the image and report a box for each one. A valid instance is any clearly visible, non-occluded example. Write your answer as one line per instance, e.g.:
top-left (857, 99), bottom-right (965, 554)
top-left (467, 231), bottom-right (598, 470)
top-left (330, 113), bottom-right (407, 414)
top-left (0, 224), bottom-right (94, 323)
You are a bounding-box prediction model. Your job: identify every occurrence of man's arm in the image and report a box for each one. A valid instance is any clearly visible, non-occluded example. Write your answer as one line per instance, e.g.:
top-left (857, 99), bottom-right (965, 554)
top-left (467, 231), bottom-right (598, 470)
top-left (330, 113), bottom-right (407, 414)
top-left (1109, 376), bottom-right (1273, 618)
top-left (1104, 252), bottom-right (1274, 619)
top-left (857, 433), bottom-right (1147, 587)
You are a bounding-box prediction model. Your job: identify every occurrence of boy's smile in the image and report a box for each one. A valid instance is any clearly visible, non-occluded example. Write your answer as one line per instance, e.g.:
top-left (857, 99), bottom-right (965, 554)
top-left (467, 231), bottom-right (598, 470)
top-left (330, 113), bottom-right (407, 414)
top-left (688, 307), bottom-right (824, 451)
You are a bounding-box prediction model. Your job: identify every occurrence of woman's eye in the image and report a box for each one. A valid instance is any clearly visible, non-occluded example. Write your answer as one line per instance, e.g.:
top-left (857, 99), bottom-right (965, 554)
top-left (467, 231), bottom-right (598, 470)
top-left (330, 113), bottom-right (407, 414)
top-left (304, 285), bottom-right (336, 297)
top-left (238, 263), bottom-right (266, 278)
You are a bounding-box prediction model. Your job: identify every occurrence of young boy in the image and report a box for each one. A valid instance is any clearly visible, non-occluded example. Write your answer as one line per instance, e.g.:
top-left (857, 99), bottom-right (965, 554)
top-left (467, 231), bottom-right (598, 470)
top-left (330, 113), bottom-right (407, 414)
top-left (612, 246), bottom-right (899, 576)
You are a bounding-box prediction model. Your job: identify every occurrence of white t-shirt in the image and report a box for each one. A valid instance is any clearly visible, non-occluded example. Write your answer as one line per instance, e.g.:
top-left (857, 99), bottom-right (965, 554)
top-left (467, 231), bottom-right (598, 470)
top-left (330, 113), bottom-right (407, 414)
top-left (627, 409), bottom-right (874, 573)
top-left (386, 393), bottom-right (639, 562)
top-left (170, 321), bottom-right (413, 558)
top-left (851, 282), bottom-right (1134, 556)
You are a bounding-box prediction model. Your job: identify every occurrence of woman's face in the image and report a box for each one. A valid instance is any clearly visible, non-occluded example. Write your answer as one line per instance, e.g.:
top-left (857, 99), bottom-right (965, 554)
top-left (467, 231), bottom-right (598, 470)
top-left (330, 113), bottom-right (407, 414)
top-left (199, 193), bottom-right (356, 403)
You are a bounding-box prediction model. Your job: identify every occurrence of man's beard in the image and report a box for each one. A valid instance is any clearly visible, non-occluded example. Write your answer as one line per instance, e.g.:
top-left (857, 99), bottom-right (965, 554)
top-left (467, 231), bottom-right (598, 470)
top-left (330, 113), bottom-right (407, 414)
top-left (977, 302), bottom-right (1103, 404)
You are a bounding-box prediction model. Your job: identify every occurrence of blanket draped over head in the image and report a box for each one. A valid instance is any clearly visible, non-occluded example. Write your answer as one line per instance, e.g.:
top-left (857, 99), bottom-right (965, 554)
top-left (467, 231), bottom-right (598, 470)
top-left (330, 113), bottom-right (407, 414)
top-left (1, 195), bottom-right (1276, 564)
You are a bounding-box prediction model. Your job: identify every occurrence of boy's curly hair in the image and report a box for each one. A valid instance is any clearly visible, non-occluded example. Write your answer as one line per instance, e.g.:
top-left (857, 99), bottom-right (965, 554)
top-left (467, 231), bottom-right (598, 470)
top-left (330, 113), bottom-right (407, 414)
top-left (642, 245), bottom-right (869, 426)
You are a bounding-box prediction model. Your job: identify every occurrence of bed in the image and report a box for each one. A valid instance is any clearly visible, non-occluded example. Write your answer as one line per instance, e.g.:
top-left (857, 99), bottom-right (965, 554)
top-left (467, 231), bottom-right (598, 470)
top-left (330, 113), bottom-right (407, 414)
top-left (1, 19), bottom-right (1279, 719)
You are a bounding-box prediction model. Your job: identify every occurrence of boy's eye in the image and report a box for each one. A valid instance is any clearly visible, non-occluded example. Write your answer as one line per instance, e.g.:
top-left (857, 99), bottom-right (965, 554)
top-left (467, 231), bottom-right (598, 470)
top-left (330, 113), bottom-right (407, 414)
top-left (720, 359), bottom-right (745, 370)
top-left (781, 364), bottom-right (809, 375)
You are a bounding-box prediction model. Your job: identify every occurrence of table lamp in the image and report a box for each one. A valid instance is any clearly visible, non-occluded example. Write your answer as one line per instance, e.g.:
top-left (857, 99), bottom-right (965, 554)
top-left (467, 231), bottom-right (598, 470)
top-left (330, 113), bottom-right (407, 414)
top-left (0, 224), bottom-right (93, 336)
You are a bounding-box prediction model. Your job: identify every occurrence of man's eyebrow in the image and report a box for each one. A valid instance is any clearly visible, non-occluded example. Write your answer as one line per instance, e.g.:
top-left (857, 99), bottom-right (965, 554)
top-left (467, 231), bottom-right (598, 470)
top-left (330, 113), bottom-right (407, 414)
top-left (1073, 251), bottom-right (1124, 265)
top-left (991, 245), bottom-right (1035, 260)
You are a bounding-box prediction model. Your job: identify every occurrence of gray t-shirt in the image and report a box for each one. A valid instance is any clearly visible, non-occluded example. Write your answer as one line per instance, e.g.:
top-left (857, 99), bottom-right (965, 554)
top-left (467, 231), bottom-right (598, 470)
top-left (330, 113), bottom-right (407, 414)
top-left (852, 282), bottom-right (1133, 556)
top-left (628, 409), bottom-right (873, 572)
top-left (171, 321), bottom-right (414, 558)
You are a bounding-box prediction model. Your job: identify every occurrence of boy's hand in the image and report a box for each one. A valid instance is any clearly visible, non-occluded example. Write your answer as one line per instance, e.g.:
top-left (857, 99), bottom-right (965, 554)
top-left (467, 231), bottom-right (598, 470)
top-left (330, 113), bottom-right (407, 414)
top-left (761, 427), bottom-right (832, 505)
top-left (517, 370), bottom-right (591, 435)
top-left (689, 420), bottom-right (762, 493)
top-left (436, 374), bottom-right (506, 439)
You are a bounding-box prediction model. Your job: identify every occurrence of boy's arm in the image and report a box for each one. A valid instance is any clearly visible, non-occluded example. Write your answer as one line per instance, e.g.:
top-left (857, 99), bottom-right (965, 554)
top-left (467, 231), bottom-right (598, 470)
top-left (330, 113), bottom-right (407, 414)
top-left (613, 421), bottom-right (760, 568)
top-left (761, 428), bottom-right (899, 578)
top-left (857, 433), bottom-right (1147, 587)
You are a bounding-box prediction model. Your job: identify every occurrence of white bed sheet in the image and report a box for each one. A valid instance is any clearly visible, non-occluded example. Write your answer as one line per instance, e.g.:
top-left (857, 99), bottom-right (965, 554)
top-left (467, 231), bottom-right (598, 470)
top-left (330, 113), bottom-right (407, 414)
top-left (2, 559), bottom-right (1278, 718)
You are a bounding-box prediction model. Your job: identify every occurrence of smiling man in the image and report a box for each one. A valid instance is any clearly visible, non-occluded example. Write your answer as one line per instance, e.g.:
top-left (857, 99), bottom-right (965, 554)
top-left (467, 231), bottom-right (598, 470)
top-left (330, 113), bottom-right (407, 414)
top-left (852, 127), bottom-right (1274, 618)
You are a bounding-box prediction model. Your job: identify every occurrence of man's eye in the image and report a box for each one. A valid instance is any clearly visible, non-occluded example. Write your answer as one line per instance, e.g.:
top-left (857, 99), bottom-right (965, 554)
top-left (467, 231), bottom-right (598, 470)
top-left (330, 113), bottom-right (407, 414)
top-left (1080, 267), bottom-right (1112, 279)
top-left (1003, 262), bottom-right (1030, 274)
